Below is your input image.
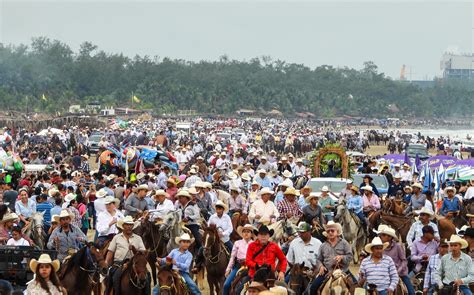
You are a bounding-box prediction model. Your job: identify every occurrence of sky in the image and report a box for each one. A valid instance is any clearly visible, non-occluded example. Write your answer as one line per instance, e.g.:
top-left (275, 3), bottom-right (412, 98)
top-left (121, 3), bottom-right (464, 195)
top-left (0, 0), bottom-right (472, 80)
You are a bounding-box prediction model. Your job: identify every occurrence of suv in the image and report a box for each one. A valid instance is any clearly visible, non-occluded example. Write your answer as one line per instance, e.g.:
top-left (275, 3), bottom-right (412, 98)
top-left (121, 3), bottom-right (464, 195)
top-left (352, 173), bottom-right (389, 196)
top-left (406, 144), bottom-right (429, 160)
top-left (88, 134), bottom-right (103, 154)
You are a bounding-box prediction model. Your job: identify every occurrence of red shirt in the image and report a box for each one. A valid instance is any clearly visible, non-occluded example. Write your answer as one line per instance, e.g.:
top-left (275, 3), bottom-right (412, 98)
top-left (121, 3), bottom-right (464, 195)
top-left (245, 240), bottom-right (287, 278)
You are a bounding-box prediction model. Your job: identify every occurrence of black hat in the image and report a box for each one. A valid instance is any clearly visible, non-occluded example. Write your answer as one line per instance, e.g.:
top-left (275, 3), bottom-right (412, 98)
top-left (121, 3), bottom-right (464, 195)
top-left (363, 175), bottom-right (373, 181)
top-left (464, 228), bottom-right (474, 238)
top-left (253, 225), bottom-right (274, 237)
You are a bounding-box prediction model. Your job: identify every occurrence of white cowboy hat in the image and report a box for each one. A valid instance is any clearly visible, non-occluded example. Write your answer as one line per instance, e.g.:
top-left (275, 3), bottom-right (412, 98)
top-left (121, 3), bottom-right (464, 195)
top-left (281, 157), bottom-right (288, 161)
top-left (227, 172), bottom-right (238, 180)
top-left (117, 216), bottom-right (138, 230)
top-left (282, 170), bottom-right (293, 178)
top-left (29, 254), bottom-right (60, 273)
top-left (188, 187), bottom-right (198, 195)
top-left (361, 185), bottom-right (373, 193)
top-left (394, 163), bottom-right (401, 168)
top-left (411, 183), bottom-right (423, 190)
top-left (321, 185), bottom-right (329, 192)
top-left (394, 173), bottom-right (402, 179)
top-left (229, 184), bottom-right (241, 193)
top-left (189, 168), bottom-right (198, 175)
top-left (136, 172), bottom-right (146, 180)
top-left (404, 186), bottom-right (413, 192)
top-left (214, 200), bottom-right (229, 212)
top-left (194, 181), bottom-right (205, 188)
top-left (346, 179), bottom-right (353, 184)
top-left (0, 212), bottom-right (19, 224)
top-left (259, 187), bottom-right (274, 195)
top-left (305, 192), bottom-right (320, 203)
top-left (237, 224), bottom-right (257, 238)
top-left (268, 286), bottom-right (288, 295)
top-left (364, 237), bottom-right (389, 253)
top-left (283, 187), bottom-right (298, 196)
top-left (203, 182), bottom-right (213, 189)
top-left (175, 233), bottom-right (195, 245)
top-left (279, 179), bottom-right (293, 188)
top-left (176, 189), bottom-right (192, 199)
top-left (154, 189), bottom-right (167, 197)
top-left (53, 210), bottom-right (75, 223)
top-left (323, 221), bottom-right (342, 236)
top-left (107, 174), bottom-right (118, 181)
top-left (81, 154), bottom-right (89, 160)
top-left (257, 169), bottom-right (267, 175)
top-left (444, 186), bottom-right (457, 194)
top-left (296, 158), bottom-right (303, 163)
top-left (71, 171), bottom-right (82, 177)
top-left (251, 180), bottom-right (261, 187)
top-left (446, 235), bottom-right (468, 249)
top-left (373, 224), bottom-right (398, 241)
top-left (48, 188), bottom-right (60, 197)
top-left (96, 188), bottom-right (108, 199)
top-left (414, 207), bottom-right (434, 219)
top-left (64, 193), bottom-right (76, 203)
top-left (402, 163), bottom-right (410, 168)
top-left (104, 195), bottom-right (120, 206)
top-left (241, 173), bottom-right (251, 182)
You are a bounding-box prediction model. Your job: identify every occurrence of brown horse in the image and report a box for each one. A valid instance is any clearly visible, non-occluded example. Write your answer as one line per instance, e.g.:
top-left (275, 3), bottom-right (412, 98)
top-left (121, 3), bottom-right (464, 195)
top-left (119, 247), bottom-right (149, 295)
top-left (60, 243), bottom-right (108, 295)
top-left (320, 268), bottom-right (353, 295)
top-left (230, 211), bottom-right (250, 242)
top-left (437, 217), bottom-right (457, 241)
top-left (369, 211), bottom-right (412, 242)
top-left (288, 262), bottom-right (314, 295)
top-left (202, 224), bottom-right (230, 295)
top-left (156, 263), bottom-right (189, 295)
top-left (382, 197), bottom-right (406, 216)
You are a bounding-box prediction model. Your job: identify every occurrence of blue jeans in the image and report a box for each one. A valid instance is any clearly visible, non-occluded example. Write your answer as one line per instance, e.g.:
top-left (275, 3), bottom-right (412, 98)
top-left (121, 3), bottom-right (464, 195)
top-left (152, 271), bottom-right (201, 295)
top-left (459, 285), bottom-right (473, 295)
top-left (223, 266), bottom-right (238, 295)
top-left (400, 275), bottom-right (415, 295)
top-left (224, 240), bottom-right (233, 253)
top-left (324, 214), bottom-right (333, 222)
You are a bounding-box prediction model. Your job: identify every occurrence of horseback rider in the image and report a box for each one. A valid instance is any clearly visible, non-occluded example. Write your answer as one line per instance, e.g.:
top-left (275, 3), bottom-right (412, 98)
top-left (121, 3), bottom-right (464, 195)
top-left (286, 222), bottom-right (322, 283)
top-left (276, 187), bottom-right (302, 221)
top-left (248, 187), bottom-right (279, 225)
top-left (105, 215), bottom-right (147, 295)
top-left (176, 189), bottom-right (202, 250)
top-left (309, 221), bottom-right (354, 295)
top-left (207, 200), bottom-right (234, 252)
top-left (302, 193), bottom-right (325, 228)
top-left (403, 183), bottom-right (426, 215)
top-left (152, 233), bottom-right (202, 295)
top-left (434, 235), bottom-right (474, 295)
top-left (359, 237), bottom-right (399, 295)
top-left (47, 209), bottom-right (87, 261)
top-left (406, 207), bottom-right (440, 248)
top-left (150, 189), bottom-right (174, 221)
top-left (96, 195), bottom-right (123, 247)
top-left (410, 225), bottom-right (438, 274)
top-left (346, 185), bottom-right (367, 233)
top-left (124, 184), bottom-right (150, 218)
top-left (440, 186), bottom-right (462, 218)
top-left (387, 174), bottom-right (403, 198)
top-left (423, 241), bottom-right (449, 295)
top-left (361, 185), bottom-right (380, 216)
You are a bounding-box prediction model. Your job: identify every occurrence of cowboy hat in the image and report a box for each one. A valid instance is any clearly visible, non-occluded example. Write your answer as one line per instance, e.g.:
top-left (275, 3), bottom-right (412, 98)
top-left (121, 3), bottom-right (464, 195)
top-left (363, 175), bottom-right (373, 181)
top-left (135, 184), bottom-right (149, 192)
top-left (281, 157), bottom-right (288, 161)
top-left (373, 224), bottom-right (398, 241)
top-left (305, 192), bottom-right (320, 203)
top-left (361, 185), bottom-right (373, 193)
top-left (229, 184), bottom-right (241, 193)
top-left (301, 185), bottom-right (312, 192)
top-left (227, 172), bottom-right (237, 180)
top-left (104, 195), bottom-right (120, 206)
top-left (444, 186), bottom-right (457, 194)
top-left (237, 224), bottom-right (256, 238)
top-left (259, 187), bottom-right (274, 195)
top-left (350, 185), bottom-right (359, 194)
top-left (0, 212), bottom-right (18, 224)
top-left (253, 225), bottom-right (274, 236)
top-left (51, 215), bottom-right (59, 224)
top-left (29, 254), bottom-right (60, 273)
top-left (257, 169), bottom-right (267, 175)
top-left (402, 163), bottom-right (410, 168)
top-left (247, 281), bottom-right (267, 292)
top-left (136, 172), bottom-right (146, 180)
top-left (283, 187), bottom-right (298, 196)
top-left (64, 193), bottom-right (76, 203)
top-left (394, 173), bottom-right (402, 179)
top-left (48, 188), bottom-right (60, 197)
top-left (203, 182), bottom-right (212, 189)
top-left (154, 189), bottom-right (167, 197)
top-left (81, 154), bottom-right (89, 160)
top-left (467, 213), bottom-right (474, 218)
top-left (71, 171), bottom-right (82, 177)
top-left (446, 235), bottom-right (468, 249)
top-left (411, 183), bottom-right (423, 190)
top-left (323, 221), bottom-right (342, 236)
top-left (53, 210), bottom-right (75, 223)
top-left (176, 189), bottom-right (192, 199)
top-left (415, 207), bottom-right (435, 217)
top-left (214, 200), bottom-right (229, 212)
top-left (96, 188), bottom-right (108, 199)
top-left (346, 179), bottom-right (353, 184)
top-left (251, 180), bottom-right (261, 187)
top-left (107, 174), bottom-right (117, 180)
top-left (194, 181), bottom-right (205, 188)
top-left (404, 186), bottom-right (413, 192)
top-left (282, 170), bottom-right (293, 178)
top-left (279, 179), bottom-right (293, 188)
top-left (175, 233), bottom-right (195, 245)
top-left (117, 216), bottom-right (138, 230)
top-left (296, 158), bottom-right (303, 163)
top-left (394, 163), bottom-right (401, 168)
top-left (267, 286), bottom-right (288, 295)
top-left (241, 173), bottom-right (251, 182)
top-left (364, 237), bottom-right (389, 253)
top-left (321, 185), bottom-right (329, 192)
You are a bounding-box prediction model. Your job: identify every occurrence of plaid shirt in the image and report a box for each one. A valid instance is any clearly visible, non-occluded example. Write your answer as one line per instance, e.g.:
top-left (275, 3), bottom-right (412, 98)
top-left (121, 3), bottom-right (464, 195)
top-left (424, 254), bottom-right (441, 289)
top-left (277, 198), bottom-right (302, 220)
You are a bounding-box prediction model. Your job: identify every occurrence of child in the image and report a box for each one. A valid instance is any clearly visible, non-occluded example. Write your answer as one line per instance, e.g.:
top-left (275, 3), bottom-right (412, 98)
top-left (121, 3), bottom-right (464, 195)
top-left (7, 226), bottom-right (30, 246)
top-left (152, 233), bottom-right (201, 295)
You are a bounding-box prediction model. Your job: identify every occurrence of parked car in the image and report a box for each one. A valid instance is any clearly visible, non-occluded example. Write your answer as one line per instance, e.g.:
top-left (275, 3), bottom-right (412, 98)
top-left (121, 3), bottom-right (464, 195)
top-left (352, 173), bottom-right (389, 196)
top-left (88, 133), bottom-right (103, 154)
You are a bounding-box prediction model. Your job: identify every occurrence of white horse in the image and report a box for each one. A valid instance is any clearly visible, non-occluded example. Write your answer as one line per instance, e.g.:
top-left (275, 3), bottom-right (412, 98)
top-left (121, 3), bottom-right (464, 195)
top-left (163, 210), bottom-right (192, 252)
top-left (269, 218), bottom-right (297, 244)
top-left (24, 212), bottom-right (45, 249)
top-left (334, 202), bottom-right (366, 264)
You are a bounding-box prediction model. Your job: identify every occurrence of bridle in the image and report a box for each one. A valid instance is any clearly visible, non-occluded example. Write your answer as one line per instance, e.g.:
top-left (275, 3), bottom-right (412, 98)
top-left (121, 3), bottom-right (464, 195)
top-left (159, 274), bottom-right (177, 294)
top-left (203, 230), bottom-right (225, 264)
top-left (79, 247), bottom-right (106, 286)
top-left (129, 255), bottom-right (147, 289)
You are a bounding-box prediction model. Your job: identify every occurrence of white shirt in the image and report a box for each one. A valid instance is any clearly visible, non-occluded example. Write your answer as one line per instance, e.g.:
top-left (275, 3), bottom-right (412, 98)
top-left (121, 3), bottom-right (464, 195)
top-left (293, 165), bottom-right (306, 177)
top-left (400, 170), bottom-right (412, 182)
top-left (464, 187), bottom-right (474, 200)
top-left (7, 237), bottom-right (30, 246)
top-left (208, 213), bottom-right (233, 243)
top-left (152, 199), bottom-right (175, 220)
top-left (96, 209), bottom-right (125, 236)
top-left (215, 158), bottom-right (228, 170)
top-left (94, 197), bottom-right (107, 216)
top-left (248, 199), bottom-right (280, 223)
top-left (176, 153), bottom-right (188, 164)
top-left (286, 237), bottom-right (322, 268)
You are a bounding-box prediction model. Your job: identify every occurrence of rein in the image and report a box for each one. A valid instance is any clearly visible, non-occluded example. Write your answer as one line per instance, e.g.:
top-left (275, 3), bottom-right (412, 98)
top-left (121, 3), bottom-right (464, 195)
top-left (159, 274), bottom-right (177, 294)
top-left (203, 231), bottom-right (228, 264)
top-left (129, 256), bottom-right (147, 289)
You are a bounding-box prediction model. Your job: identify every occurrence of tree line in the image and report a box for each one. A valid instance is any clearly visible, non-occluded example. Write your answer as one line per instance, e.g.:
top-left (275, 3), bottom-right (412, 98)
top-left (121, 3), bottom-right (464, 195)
top-left (0, 37), bottom-right (472, 118)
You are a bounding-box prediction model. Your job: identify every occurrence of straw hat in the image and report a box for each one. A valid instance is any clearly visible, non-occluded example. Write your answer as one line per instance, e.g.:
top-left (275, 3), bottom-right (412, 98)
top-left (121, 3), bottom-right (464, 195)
top-left (176, 189), bottom-right (192, 199)
top-left (301, 185), bottom-right (312, 192)
top-left (0, 212), bottom-right (18, 224)
top-left (194, 181), bottom-right (205, 188)
top-left (373, 224), bottom-right (398, 241)
top-left (321, 185), bottom-right (329, 192)
top-left (415, 207), bottom-right (435, 217)
top-left (350, 185), bottom-right (359, 194)
top-left (136, 172), bottom-right (146, 180)
top-left (411, 183), bottom-right (423, 190)
top-left (154, 189), bottom-right (167, 197)
top-left (282, 170), bottom-right (293, 178)
top-left (251, 180), bottom-right (261, 187)
top-left (404, 186), bottom-right (413, 192)
top-left (236, 224), bottom-right (256, 238)
top-left (103, 195), bottom-right (120, 206)
top-left (305, 192), bottom-right (320, 203)
top-left (107, 174), bottom-right (117, 181)
top-left (403, 163), bottom-right (410, 168)
top-left (394, 173), bottom-right (402, 179)
top-left (175, 233), bottom-right (195, 245)
top-left (267, 286), bottom-right (288, 295)
top-left (29, 254), bottom-right (60, 273)
top-left (259, 187), bottom-right (274, 195)
top-left (214, 200), bottom-right (229, 212)
top-left (364, 237), bottom-right (389, 253)
top-left (257, 169), bottom-right (267, 175)
top-left (323, 221), bottom-right (342, 236)
top-left (227, 172), bottom-right (237, 180)
top-left (96, 189), bottom-right (108, 199)
top-left (135, 184), bottom-right (149, 192)
top-left (283, 187), bottom-right (298, 196)
top-left (445, 235), bottom-right (468, 249)
top-left (53, 210), bottom-right (75, 223)
top-left (188, 187), bottom-right (198, 195)
top-left (444, 186), bottom-right (457, 194)
top-left (117, 216), bottom-right (138, 230)
top-left (203, 182), bottom-right (213, 189)
top-left (279, 179), bottom-right (293, 188)
top-left (361, 185), bottom-right (373, 193)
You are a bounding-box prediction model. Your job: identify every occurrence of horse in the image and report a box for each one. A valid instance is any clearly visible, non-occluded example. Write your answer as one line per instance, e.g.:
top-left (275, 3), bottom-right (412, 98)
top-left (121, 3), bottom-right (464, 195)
top-left (202, 224), bottom-right (230, 295)
top-left (229, 267), bottom-right (249, 295)
top-left (269, 218), bottom-right (298, 244)
top-left (164, 210), bottom-right (189, 253)
top-left (294, 175), bottom-right (308, 190)
top-left (156, 263), bottom-right (189, 295)
top-left (59, 243), bottom-right (108, 295)
top-left (119, 246), bottom-right (149, 295)
top-left (288, 263), bottom-right (314, 295)
top-left (369, 211), bottom-right (412, 243)
top-left (334, 202), bottom-right (366, 264)
top-left (382, 197), bottom-right (406, 216)
top-left (24, 212), bottom-right (45, 249)
top-left (320, 268), bottom-right (353, 295)
top-left (230, 211), bottom-right (250, 242)
top-left (136, 218), bottom-right (170, 286)
top-left (437, 217), bottom-right (457, 242)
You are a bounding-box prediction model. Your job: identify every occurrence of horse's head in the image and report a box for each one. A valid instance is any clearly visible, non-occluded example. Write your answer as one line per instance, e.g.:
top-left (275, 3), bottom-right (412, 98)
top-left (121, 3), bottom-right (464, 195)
top-left (164, 210), bottom-right (180, 227)
top-left (130, 246), bottom-right (149, 282)
top-left (289, 263), bottom-right (312, 294)
top-left (88, 243), bottom-right (108, 275)
top-left (254, 264), bottom-right (275, 286)
top-left (203, 224), bottom-right (219, 249)
top-left (30, 212), bottom-right (45, 238)
top-left (157, 264), bottom-right (175, 295)
top-left (334, 203), bottom-right (346, 221)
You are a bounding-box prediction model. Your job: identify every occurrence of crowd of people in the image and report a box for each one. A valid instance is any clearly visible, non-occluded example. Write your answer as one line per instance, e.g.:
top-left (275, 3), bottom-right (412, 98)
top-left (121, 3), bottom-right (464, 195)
top-left (0, 118), bottom-right (472, 295)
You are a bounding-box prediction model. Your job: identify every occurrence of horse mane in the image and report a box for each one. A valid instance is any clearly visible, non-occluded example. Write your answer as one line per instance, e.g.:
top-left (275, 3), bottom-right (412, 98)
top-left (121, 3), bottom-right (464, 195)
top-left (158, 263), bottom-right (173, 272)
top-left (254, 264), bottom-right (273, 282)
top-left (65, 246), bottom-right (88, 273)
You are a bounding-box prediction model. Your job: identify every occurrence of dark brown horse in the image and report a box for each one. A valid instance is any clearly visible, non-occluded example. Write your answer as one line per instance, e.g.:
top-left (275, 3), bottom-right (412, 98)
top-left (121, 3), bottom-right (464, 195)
top-left (59, 243), bottom-right (108, 295)
top-left (382, 197), bottom-right (406, 216)
top-left (288, 263), bottom-right (313, 295)
top-left (119, 247), bottom-right (149, 295)
top-left (369, 211), bottom-right (412, 242)
top-left (202, 224), bottom-right (230, 295)
top-left (156, 263), bottom-right (189, 295)
top-left (230, 211), bottom-right (249, 242)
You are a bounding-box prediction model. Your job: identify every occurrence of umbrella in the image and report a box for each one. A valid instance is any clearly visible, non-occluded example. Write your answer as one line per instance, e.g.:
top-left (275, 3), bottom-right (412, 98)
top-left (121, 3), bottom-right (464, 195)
top-left (425, 155), bottom-right (458, 169)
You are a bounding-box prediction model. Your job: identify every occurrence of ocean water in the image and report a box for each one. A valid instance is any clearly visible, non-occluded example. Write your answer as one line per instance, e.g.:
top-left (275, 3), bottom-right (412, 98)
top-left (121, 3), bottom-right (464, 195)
top-left (384, 128), bottom-right (473, 140)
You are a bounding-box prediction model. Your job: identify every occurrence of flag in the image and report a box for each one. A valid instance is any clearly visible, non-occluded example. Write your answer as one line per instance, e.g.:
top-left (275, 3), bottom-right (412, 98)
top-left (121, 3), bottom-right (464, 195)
top-left (411, 160), bottom-right (418, 175)
top-left (132, 95), bottom-right (141, 103)
top-left (41, 94), bottom-right (47, 101)
top-left (404, 151), bottom-right (410, 166)
top-left (433, 168), bottom-right (439, 192)
top-left (422, 162), bottom-right (432, 191)
top-left (438, 163), bottom-right (446, 187)
top-left (415, 154), bottom-right (421, 168)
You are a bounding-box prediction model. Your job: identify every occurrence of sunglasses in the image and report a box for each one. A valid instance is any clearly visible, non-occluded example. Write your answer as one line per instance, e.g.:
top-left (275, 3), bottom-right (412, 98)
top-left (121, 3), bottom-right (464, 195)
top-left (326, 229), bottom-right (336, 233)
